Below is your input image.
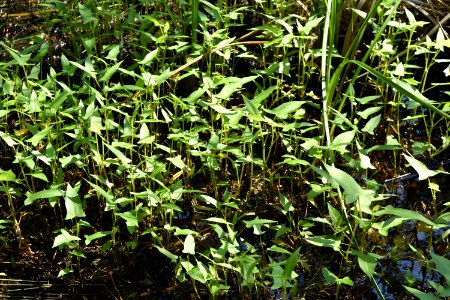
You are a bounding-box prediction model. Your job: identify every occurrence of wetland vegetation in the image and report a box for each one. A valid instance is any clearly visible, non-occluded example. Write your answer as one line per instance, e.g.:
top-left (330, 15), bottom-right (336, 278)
top-left (0, 0), bottom-right (449, 299)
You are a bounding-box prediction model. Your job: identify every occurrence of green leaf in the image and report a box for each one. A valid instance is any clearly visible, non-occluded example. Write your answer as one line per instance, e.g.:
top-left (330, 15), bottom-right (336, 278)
top-left (32, 150), bottom-right (52, 166)
top-left (198, 194), bottom-right (219, 208)
top-left (374, 205), bottom-right (435, 226)
top-left (0, 42), bottom-right (31, 66)
top-left (104, 143), bottom-right (132, 167)
top-left (25, 189), bottom-right (65, 206)
top-left (344, 60), bottom-right (450, 119)
top-left (84, 180), bottom-right (115, 210)
top-left (116, 211), bottom-right (138, 228)
top-left (243, 217), bottom-right (277, 226)
top-left (252, 85), bottom-right (278, 105)
top-left (355, 251), bottom-right (378, 277)
top-left (53, 229), bottom-right (81, 248)
top-left (243, 217), bottom-right (276, 235)
top-left (167, 155), bottom-right (186, 171)
top-left (138, 49), bottom-right (159, 65)
top-left (404, 286), bottom-right (440, 300)
top-left (324, 164), bottom-right (373, 204)
top-left (85, 231), bottom-right (112, 246)
top-left (430, 253), bottom-right (450, 285)
top-left (0, 169), bottom-right (16, 182)
top-left (304, 236), bottom-right (341, 251)
top-left (0, 131), bottom-right (18, 147)
top-left (330, 130), bottom-right (355, 154)
top-left (206, 217), bottom-right (231, 225)
top-left (267, 101), bottom-right (305, 119)
top-left (267, 245), bottom-right (292, 254)
top-left (105, 45), bottom-right (120, 61)
top-left (372, 217), bottom-right (407, 236)
top-left (322, 267), bottom-right (338, 285)
top-left (279, 193), bottom-right (295, 214)
top-left (28, 171), bottom-right (49, 182)
top-left (155, 246), bottom-right (178, 263)
top-left (362, 114), bottom-right (381, 135)
top-left (322, 267), bottom-right (354, 286)
top-left (187, 265), bottom-right (207, 284)
top-left (300, 17), bottom-right (324, 35)
top-left (216, 76), bottom-right (257, 100)
top-left (328, 203), bottom-right (342, 228)
top-left (358, 106), bottom-right (383, 119)
top-left (100, 61), bottom-right (122, 83)
top-left (78, 3), bottom-right (97, 24)
top-left (69, 59), bottom-right (97, 79)
top-left (403, 153), bottom-right (448, 180)
top-left (182, 234), bottom-right (196, 255)
top-left (282, 247), bottom-right (300, 278)
top-left (25, 126), bottom-right (53, 146)
top-left (64, 184), bottom-right (85, 220)
top-left (57, 267), bottom-right (73, 278)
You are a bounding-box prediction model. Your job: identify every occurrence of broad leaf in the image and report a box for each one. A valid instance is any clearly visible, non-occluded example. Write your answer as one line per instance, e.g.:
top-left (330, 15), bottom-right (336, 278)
top-left (0, 169), bottom-right (16, 182)
top-left (324, 164), bottom-right (373, 204)
top-left (85, 231), bottom-right (112, 246)
top-left (403, 153), bottom-right (448, 180)
top-left (304, 236), bottom-right (341, 251)
top-left (404, 286), bottom-right (440, 300)
top-left (64, 184), bottom-right (85, 220)
top-left (374, 205), bottom-right (435, 226)
top-left (25, 189), bottom-right (65, 206)
top-left (182, 234), bottom-right (196, 255)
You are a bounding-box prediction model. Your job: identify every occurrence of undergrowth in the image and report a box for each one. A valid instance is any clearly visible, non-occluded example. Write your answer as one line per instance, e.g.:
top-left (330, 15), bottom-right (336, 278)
top-left (0, 0), bottom-right (449, 299)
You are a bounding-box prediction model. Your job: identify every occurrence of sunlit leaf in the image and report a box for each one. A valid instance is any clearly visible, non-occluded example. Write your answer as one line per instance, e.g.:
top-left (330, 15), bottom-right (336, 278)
top-left (324, 164), bottom-right (373, 204)
top-left (64, 184), bottom-right (85, 220)
top-left (155, 246), bottom-right (178, 263)
top-left (374, 205), bottom-right (435, 226)
top-left (304, 236), bottom-right (341, 251)
top-left (266, 101), bottom-right (305, 119)
top-left (85, 231), bottom-right (112, 246)
top-left (116, 211), bottom-right (138, 228)
top-left (138, 49), bottom-right (159, 65)
top-left (104, 143), bottom-right (132, 167)
top-left (0, 169), bottom-right (16, 182)
top-left (372, 217), bottom-right (407, 236)
top-left (167, 155), bottom-right (186, 171)
top-left (0, 41), bottom-right (31, 66)
top-left (25, 126), bottom-right (53, 146)
top-left (69, 59), bottom-right (97, 79)
top-left (330, 130), bottom-right (355, 154)
top-left (198, 194), bottom-right (218, 208)
top-left (403, 153), bottom-right (447, 180)
top-left (357, 107), bottom-right (382, 119)
top-left (0, 131), bottom-right (17, 147)
top-left (322, 267), bottom-right (354, 286)
top-left (84, 180), bottom-right (115, 210)
top-left (53, 229), bottom-right (80, 248)
top-left (57, 267), bottom-right (73, 278)
top-left (100, 61), bottom-right (122, 83)
top-left (353, 251), bottom-right (378, 277)
top-left (404, 286), bottom-right (440, 300)
top-left (25, 189), bottom-right (65, 206)
top-left (182, 234), bottom-right (196, 255)
top-left (78, 3), bottom-right (97, 24)
top-left (362, 114), bottom-right (381, 135)
top-left (105, 45), bottom-right (120, 61)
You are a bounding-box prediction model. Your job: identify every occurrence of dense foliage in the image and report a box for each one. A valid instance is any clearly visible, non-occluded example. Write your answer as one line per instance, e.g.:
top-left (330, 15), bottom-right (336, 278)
top-left (1, 0), bottom-right (449, 298)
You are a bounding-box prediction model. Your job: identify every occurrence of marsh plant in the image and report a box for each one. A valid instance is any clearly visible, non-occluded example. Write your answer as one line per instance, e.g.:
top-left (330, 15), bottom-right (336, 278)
top-left (0, 0), bottom-right (449, 298)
